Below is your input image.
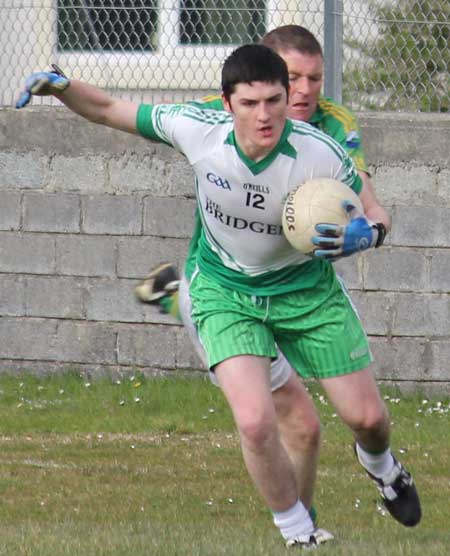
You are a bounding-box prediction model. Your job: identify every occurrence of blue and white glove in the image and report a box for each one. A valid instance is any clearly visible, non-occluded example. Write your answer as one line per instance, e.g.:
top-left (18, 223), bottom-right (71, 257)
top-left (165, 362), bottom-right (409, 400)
top-left (312, 200), bottom-right (386, 260)
top-left (16, 64), bottom-right (70, 109)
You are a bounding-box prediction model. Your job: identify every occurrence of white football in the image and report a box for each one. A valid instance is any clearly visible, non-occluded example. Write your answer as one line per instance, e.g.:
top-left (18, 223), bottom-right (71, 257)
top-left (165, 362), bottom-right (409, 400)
top-left (282, 178), bottom-right (363, 254)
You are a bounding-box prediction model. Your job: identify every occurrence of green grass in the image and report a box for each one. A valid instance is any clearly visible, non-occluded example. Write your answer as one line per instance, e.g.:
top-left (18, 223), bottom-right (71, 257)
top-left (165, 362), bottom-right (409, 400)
top-left (0, 372), bottom-right (448, 555)
top-left (0, 372), bottom-right (235, 434)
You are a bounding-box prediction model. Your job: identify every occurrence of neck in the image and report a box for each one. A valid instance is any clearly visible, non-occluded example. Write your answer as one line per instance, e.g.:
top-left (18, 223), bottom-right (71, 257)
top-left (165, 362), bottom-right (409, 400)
top-left (234, 131), bottom-right (272, 162)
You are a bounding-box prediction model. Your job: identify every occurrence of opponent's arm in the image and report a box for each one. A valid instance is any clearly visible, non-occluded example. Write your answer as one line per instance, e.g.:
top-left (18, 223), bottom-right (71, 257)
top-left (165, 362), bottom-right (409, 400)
top-left (16, 66), bottom-right (138, 134)
top-left (316, 103), bottom-right (390, 253)
top-left (358, 171), bottom-right (391, 232)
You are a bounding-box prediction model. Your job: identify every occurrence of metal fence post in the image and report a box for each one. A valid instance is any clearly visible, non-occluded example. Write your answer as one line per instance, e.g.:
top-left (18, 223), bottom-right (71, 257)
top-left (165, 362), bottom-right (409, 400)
top-left (323, 0), bottom-right (343, 103)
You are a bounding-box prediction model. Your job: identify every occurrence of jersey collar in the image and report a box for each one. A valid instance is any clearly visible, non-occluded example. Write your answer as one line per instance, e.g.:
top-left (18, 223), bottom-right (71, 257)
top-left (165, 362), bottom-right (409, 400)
top-left (225, 119), bottom-right (297, 175)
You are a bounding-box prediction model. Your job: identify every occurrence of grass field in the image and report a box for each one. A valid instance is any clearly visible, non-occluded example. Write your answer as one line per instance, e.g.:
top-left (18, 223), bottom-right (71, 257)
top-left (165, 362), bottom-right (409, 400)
top-left (0, 372), bottom-right (448, 555)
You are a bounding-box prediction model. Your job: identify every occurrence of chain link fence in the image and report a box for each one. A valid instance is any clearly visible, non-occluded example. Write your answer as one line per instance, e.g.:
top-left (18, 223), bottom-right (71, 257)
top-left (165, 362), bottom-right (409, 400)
top-left (1, 0), bottom-right (449, 111)
top-left (343, 0), bottom-right (450, 112)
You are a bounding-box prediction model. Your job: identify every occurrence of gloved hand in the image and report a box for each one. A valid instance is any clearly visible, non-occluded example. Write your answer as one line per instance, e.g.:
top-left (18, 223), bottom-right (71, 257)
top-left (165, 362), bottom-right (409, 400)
top-left (312, 200), bottom-right (385, 260)
top-left (16, 65), bottom-right (70, 109)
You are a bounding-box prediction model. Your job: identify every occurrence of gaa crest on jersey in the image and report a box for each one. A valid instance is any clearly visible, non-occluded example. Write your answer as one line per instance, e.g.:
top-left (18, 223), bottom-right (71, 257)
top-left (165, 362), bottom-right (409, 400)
top-left (207, 172), bottom-right (231, 190)
top-left (345, 130), bottom-right (360, 148)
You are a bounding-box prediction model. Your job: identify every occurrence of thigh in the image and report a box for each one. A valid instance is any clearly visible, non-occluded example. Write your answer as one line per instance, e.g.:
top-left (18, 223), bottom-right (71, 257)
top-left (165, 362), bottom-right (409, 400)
top-left (320, 367), bottom-right (387, 425)
top-left (272, 371), bottom-right (319, 427)
top-left (215, 355), bottom-right (274, 424)
top-left (209, 345), bottom-right (293, 392)
top-left (190, 272), bottom-right (277, 369)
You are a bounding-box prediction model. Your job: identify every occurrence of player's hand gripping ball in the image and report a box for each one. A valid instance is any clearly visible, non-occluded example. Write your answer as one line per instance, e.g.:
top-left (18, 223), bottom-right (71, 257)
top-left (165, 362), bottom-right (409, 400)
top-left (282, 178), bottom-right (377, 260)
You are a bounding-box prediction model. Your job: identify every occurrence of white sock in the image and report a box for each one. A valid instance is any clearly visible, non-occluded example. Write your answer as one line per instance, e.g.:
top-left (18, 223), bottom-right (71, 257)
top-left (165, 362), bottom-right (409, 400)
top-left (356, 443), bottom-right (395, 479)
top-left (272, 500), bottom-right (314, 541)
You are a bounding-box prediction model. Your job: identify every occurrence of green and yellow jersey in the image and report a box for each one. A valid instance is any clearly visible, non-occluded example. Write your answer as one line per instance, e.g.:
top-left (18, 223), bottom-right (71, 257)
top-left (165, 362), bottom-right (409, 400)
top-left (311, 97), bottom-right (368, 174)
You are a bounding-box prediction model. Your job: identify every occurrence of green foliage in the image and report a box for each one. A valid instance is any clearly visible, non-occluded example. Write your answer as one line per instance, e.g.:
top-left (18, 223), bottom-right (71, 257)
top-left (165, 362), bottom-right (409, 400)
top-left (344, 0), bottom-right (450, 112)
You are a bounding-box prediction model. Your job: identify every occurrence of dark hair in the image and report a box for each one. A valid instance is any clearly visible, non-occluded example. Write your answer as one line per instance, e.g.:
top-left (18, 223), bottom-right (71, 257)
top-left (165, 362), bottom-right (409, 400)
top-left (261, 25), bottom-right (323, 57)
top-left (221, 44), bottom-right (289, 102)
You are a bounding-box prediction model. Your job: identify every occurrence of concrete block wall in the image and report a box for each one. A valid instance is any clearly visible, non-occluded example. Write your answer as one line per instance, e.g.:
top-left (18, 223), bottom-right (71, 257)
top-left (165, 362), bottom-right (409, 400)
top-left (1, 108), bottom-right (450, 393)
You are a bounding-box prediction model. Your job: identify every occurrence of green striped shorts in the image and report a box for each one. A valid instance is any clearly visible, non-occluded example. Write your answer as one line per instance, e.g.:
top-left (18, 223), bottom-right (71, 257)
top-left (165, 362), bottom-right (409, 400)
top-left (189, 269), bottom-right (373, 380)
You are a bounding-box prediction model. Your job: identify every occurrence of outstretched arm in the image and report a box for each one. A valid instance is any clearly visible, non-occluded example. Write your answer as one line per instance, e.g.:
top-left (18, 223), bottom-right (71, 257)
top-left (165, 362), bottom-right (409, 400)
top-left (16, 67), bottom-right (138, 135)
top-left (55, 80), bottom-right (138, 134)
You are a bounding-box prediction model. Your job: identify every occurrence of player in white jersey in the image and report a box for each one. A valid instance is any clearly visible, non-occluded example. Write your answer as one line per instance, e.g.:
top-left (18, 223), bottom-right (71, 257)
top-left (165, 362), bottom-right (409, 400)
top-left (136, 25), bottom-right (422, 534)
top-left (16, 42), bottom-right (420, 548)
top-left (134, 24), bottom-right (395, 528)
top-left (137, 103), bottom-right (358, 278)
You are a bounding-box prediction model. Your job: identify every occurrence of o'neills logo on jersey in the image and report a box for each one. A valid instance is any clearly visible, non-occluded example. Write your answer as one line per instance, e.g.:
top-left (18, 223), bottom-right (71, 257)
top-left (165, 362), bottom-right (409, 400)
top-left (243, 182), bottom-right (270, 194)
top-left (205, 197), bottom-right (282, 235)
top-left (206, 172), bottom-right (231, 190)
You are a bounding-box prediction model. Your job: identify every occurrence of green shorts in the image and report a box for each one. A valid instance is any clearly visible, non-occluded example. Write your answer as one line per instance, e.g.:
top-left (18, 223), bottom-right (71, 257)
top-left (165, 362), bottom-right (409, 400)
top-left (189, 268), bottom-right (373, 380)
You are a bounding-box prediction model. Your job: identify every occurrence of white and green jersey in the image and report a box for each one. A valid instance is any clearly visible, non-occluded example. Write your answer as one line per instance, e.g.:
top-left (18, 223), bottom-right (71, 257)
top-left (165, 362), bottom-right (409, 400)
top-left (137, 103), bottom-right (362, 295)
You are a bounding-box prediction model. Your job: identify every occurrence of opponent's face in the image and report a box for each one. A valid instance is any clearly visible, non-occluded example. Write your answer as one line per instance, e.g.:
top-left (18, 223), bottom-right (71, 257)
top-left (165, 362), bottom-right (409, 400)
top-left (223, 81), bottom-right (288, 161)
top-left (279, 49), bottom-right (323, 122)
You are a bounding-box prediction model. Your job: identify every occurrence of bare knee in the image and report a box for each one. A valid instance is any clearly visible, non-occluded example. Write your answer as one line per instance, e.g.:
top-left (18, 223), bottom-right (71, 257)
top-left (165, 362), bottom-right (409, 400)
top-left (302, 413), bottom-right (321, 448)
top-left (322, 370), bottom-right (391, 440)
top-left (237, 411), bottom-right (278, 452)
top-left (281, 405), bottom-right (321, 450)
top-left (346, 402), bottom-right (389, 437)
top-left (274, 377), bottom-right (321, 449)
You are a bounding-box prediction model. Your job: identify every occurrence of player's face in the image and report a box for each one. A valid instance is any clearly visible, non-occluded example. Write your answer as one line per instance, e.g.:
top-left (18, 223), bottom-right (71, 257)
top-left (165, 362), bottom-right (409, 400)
top-left (223, 81), bottom-right (288, 161)
top-left (279, 49), bottom-right (323, 122)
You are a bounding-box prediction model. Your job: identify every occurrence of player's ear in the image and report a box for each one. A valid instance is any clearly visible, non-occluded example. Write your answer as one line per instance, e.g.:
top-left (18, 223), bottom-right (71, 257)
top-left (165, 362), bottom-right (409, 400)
top-left (222, 93), bottom-right (233, 113)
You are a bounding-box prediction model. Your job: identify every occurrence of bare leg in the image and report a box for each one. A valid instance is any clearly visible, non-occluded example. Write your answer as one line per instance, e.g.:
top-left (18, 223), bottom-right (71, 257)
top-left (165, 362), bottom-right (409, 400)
top-left (320, 368), bottom-right (390, 452)
top-left (215, 355), bottom-right (298, 511)
top-left (273, 372), bottom-right (321, 509)
top-left (321, 367), bottom-right (421, 527)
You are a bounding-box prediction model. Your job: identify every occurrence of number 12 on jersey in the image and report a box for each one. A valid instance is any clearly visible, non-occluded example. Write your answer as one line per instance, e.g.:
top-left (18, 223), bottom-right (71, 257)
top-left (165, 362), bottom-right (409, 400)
top-left (245, 192), bottom-right (265, 210)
